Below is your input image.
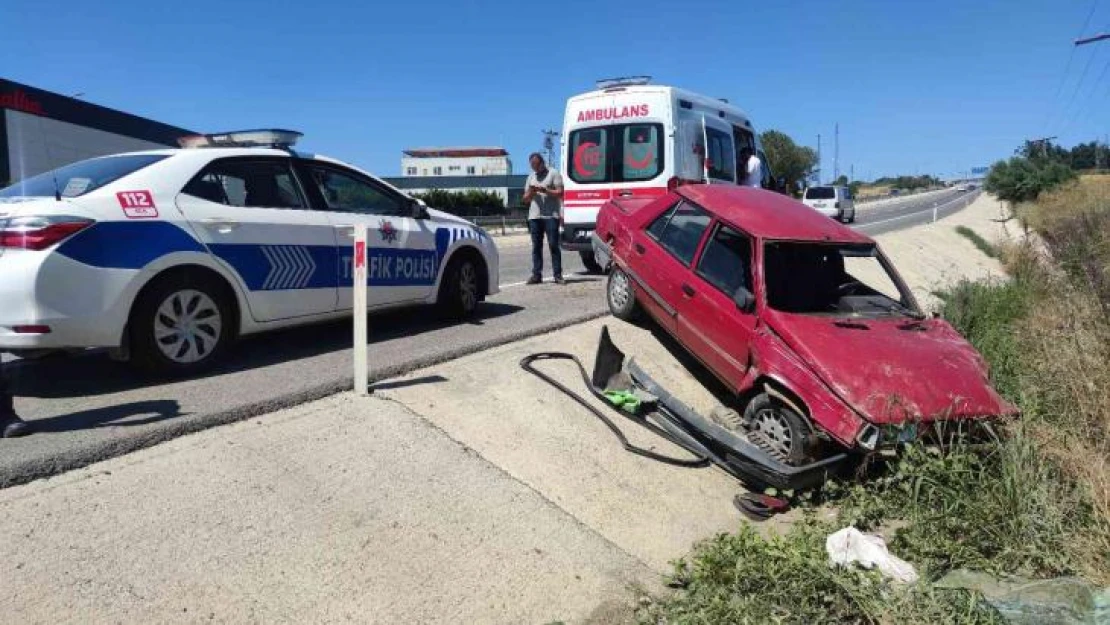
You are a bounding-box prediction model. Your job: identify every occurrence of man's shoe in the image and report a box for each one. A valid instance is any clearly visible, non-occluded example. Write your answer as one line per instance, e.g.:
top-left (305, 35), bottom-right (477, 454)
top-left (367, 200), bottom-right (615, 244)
top-left (554, 276), bottom-right (566, 285)
top-left (526, 276), bottom-right (542, 285)
top-left (0, 414), bottom-right (31, 438)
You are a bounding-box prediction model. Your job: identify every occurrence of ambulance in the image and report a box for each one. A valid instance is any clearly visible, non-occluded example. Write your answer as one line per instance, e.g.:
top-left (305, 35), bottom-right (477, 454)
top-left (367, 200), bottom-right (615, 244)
top-left (560, 77), bottom-right (774, 273)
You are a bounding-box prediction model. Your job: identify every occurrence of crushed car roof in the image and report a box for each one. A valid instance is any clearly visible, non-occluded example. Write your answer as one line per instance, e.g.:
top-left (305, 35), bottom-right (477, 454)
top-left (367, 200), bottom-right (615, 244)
top-left (677, 185), bottom-right (874, 244)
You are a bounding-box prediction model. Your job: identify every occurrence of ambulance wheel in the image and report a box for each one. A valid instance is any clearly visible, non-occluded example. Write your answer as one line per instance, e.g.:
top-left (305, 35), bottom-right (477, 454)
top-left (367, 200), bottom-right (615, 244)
top-left (438, 254), bottom-right (482, 319)
top-left (580, 251), bottom-right (605, 274)
top-left (128, 272), bottom-right (233, 377)
top-left (743, 393), bottom-right (814, 466)
top-left (607, 266), bottom-right (639, 321)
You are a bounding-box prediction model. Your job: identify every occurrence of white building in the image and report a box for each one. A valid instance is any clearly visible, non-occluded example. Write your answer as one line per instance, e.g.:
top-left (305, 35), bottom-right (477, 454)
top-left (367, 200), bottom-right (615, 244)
top-left (401, 147), bottom-right (512, 177)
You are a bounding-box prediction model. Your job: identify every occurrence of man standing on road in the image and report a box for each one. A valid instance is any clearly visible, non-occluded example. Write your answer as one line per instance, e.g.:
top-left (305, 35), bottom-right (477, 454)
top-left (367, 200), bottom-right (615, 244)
top-left (0, 361), bottom-right (30, 438)
top-left (739, 147), bottom-right (763, 188)
top-left (522, 153), bottom-right (565, 285)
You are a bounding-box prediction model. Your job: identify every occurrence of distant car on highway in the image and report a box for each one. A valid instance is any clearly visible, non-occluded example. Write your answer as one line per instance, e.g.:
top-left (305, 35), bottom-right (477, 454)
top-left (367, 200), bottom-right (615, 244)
top-left (0, 129), bottom-right (500, 375)
top-left (955, 184), bottom-right (969, 192)
top-left (801, 185), bottom-right (855, 223)
top-left (591, 185), bottom-right (1016, 464)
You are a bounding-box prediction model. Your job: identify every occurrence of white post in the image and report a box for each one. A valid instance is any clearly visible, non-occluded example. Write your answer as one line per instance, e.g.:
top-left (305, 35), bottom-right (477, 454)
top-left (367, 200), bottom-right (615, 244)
top-left (933, 202), bottom-right (938, 223)
top-left (353, 225), bottom-right (370, 396)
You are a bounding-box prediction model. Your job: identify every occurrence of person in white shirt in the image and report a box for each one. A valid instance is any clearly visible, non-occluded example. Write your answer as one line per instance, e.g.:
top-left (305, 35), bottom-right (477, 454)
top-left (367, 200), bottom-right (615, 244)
top-left (738, 147), bottom-right (763, 188)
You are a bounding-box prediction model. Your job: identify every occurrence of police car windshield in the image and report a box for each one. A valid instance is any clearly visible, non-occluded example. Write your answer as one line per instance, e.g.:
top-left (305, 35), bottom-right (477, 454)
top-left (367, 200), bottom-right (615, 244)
top-left (0, 154), bottom-right (168, 199)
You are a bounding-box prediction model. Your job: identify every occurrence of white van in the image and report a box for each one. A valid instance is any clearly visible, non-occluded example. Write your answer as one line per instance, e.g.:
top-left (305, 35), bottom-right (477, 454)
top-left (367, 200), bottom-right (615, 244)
top-left (559, 77), bottom-right (774, 273)
top-left (802, 185), bottom-right (855, 223)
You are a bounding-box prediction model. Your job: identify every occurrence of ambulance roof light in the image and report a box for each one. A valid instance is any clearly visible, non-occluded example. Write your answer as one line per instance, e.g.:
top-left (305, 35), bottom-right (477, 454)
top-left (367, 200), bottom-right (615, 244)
top-left (596, 76), bottom-right (652, 90)
top-left (178, 129), bottom-right (303, 149)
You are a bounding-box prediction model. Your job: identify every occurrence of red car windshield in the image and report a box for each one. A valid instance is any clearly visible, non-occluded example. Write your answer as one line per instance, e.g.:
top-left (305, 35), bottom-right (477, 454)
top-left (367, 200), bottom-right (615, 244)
top-left (763, 242), bottom-right (921, 318)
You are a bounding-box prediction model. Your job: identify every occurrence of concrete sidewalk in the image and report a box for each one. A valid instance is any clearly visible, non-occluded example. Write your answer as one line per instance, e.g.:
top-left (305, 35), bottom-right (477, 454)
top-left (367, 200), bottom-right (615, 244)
top-left (0, 395), bottom-right (654, 624)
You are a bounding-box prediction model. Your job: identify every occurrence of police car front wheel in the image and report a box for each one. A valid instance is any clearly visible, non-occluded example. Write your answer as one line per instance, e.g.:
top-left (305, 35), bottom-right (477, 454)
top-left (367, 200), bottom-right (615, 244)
top-left (128, 274), bottom-right (233, 376)
top-left (438, 256), bottom-right (483, 319)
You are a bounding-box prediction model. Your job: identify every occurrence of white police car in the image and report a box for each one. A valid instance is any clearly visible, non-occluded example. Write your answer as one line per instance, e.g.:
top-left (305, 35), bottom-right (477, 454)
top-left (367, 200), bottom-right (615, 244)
top-left (0, 129), bottom-right (500, 375)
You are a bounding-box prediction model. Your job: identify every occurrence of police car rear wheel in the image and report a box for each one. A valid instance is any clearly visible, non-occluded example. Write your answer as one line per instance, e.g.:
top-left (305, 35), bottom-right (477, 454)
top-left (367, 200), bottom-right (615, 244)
top-left (130, 276), bottom-right (232, 376)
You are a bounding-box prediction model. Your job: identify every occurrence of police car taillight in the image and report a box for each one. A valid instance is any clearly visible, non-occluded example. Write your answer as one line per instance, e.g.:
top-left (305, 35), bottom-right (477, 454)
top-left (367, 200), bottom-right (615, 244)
top-left (178, 129), bottom-right (303, 149)
top-left (0, 215), bottom-right (94, 250)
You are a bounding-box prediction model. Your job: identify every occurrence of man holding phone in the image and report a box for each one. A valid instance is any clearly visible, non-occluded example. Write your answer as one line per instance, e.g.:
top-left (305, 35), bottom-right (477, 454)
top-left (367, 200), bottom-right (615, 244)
top-left (522, 153), bottom-right (565, 285)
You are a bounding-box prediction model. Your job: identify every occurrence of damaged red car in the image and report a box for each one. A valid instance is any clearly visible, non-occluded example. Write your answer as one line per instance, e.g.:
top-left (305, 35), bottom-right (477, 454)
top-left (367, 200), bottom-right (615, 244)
top-left (591, 184), bottom-right (1017, 465)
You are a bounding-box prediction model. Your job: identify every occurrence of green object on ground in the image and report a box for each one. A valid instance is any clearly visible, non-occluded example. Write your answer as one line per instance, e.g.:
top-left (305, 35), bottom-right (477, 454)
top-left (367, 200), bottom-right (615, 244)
top-left (603, 390), bottom-right (641, 414)
top-left (935, 569), bottom-right (1110, 624)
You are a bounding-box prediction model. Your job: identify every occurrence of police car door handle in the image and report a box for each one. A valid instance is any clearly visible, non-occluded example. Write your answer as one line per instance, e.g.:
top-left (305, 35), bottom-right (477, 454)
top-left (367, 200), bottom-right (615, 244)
top-left (200, 218), bottom-right (240, 233)
top-left (334, 224), bottom-right (355, 237)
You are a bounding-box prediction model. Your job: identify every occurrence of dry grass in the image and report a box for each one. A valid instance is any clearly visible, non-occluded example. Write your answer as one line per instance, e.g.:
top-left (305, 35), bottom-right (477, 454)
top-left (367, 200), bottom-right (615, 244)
top-left (999, 177), bottom-right (1110, 583)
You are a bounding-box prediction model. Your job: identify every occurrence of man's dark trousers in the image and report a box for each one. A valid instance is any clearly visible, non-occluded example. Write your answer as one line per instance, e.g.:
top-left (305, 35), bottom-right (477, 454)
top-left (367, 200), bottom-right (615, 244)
top-left (528, 217), bottom-right (562, 280)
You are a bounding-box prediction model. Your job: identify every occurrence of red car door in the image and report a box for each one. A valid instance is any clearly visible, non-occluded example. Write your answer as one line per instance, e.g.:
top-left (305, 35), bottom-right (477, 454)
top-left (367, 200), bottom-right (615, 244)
top-left (626, 200), bottom-right (713, 334)
top-left (673, 222), bottom-right (758, 386)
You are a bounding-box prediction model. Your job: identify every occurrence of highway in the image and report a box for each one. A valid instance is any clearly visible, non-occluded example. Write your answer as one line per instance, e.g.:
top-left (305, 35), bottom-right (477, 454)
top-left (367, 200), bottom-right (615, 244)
top-left (0, 187), bottom-right (978, 487)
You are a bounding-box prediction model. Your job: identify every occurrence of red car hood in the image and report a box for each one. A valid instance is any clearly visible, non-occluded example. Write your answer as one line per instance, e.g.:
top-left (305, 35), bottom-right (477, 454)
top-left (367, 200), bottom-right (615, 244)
top-left (764, 311), bottom-right (1018, 425)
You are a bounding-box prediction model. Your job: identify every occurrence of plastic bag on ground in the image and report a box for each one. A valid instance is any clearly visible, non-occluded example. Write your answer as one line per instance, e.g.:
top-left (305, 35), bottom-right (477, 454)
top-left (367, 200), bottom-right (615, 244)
top-left (825, 526), bottom-right (918, 584)
top-left (935, 569), bottom-right (1110, 625)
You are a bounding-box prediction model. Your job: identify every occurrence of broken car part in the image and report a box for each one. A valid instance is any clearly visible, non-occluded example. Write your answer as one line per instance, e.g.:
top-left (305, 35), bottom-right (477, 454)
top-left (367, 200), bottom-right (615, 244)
top-left (520, 326), bottom-right (848, 492)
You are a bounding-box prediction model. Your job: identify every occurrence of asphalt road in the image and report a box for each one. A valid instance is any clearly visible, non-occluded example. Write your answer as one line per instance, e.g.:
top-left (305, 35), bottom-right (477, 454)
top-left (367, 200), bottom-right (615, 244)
top-left (0, 187), bottom-right (978, 487)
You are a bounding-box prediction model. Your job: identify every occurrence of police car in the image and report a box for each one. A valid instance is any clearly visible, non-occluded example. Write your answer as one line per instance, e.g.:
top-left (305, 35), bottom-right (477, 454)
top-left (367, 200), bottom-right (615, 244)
top-left (0, 129), bottom-right (500, 375)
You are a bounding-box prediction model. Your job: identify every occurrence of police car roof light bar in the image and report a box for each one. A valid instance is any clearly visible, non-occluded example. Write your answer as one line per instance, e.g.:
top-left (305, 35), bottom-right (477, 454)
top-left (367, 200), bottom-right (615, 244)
top-left (596, 76), bottom-right (652, 90)
top-left (177, 129), bottom-right (303, 149)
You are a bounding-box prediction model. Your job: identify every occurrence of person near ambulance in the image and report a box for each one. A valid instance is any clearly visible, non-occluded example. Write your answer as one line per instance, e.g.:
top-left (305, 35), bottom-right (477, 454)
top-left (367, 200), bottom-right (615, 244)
top-left (522, 153), bottom-right (566, 285)
top-left (738, 147), bottom-right (763, 188)
top-left (0, 362), bottom-right (30, 438)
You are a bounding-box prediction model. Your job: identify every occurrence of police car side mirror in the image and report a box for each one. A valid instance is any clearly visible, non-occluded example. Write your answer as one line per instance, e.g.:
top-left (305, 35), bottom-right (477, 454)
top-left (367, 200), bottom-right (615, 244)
top-left (411, 198), bottom-right (429, 220)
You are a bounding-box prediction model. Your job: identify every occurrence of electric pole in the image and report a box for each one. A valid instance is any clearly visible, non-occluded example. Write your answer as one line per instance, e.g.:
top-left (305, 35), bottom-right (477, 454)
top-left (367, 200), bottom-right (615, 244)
top-left (1028, 136), bottom-right (1057, 158)
top-left (541, 129), bottom-right (560, 168)
top-left (833, 123), bottom-right (840, 183)
top-left (816, 134), bottom-right (822, 185)
top-left (1076, 33), bottom-right (1110, 46)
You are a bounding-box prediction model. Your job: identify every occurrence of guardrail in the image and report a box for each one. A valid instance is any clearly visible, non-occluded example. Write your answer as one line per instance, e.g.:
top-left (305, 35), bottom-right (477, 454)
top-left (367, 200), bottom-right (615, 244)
top-left (460, 187), bottom-right (959, 236)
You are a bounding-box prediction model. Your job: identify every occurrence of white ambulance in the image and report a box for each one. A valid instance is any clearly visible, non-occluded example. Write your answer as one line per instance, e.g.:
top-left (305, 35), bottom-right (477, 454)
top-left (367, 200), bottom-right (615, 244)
top-left (560, 77), bottom-right (775, 273)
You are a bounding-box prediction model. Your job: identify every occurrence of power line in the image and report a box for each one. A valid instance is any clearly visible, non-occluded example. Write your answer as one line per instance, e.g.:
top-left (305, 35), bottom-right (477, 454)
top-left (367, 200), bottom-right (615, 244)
top-left (1044, 0), bottom-right (1102, 132)
top-left (1062, 57), bottom-right (1110, 133)
top-left (1058, 46), bottom-right (1100, 131)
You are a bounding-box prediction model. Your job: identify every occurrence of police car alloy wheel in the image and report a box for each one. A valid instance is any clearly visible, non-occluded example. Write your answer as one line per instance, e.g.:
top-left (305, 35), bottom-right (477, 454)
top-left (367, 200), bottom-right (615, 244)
top-left (128, 275), bottom-right (233, 376)
top-left (153, 289), bottom-right (223, 364)
top-left (607, 267), bottom-right (638, 321)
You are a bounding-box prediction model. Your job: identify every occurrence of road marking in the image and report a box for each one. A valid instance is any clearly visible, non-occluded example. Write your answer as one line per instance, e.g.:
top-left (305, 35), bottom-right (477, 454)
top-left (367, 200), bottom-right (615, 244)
top-left (856, 193), bottom-right (975, 230)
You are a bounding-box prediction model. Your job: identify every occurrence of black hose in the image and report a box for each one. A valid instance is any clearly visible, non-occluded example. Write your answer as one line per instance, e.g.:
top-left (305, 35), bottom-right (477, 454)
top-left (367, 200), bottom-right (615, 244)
top-left (519, 352), bottom-right (710, 468)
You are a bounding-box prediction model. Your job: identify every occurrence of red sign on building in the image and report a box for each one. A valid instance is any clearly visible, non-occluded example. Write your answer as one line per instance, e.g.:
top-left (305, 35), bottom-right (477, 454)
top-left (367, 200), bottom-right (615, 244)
top-left (0, 90), bottom-right (45, 116)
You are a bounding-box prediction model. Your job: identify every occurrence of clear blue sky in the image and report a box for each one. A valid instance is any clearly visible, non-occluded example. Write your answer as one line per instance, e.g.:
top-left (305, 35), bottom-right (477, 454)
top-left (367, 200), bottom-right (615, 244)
top-left (5, 0), bottom-right (1109, 180)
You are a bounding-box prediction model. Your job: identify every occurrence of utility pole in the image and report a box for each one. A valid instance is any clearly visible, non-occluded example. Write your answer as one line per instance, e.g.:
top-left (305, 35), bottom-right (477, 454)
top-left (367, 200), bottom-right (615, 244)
top-left (1075, 33), bottom-right (1110, 46)
top-left (850, 164), bottom-right (854, 184)
top-left (816, 134), bottom-right (822, 185)
top-left (541, 129), bottom-right (560, 168)
top-left (833, 123), bottom-right (840, 183)
top-left (1028, 135), bottom-right (1057, 158)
